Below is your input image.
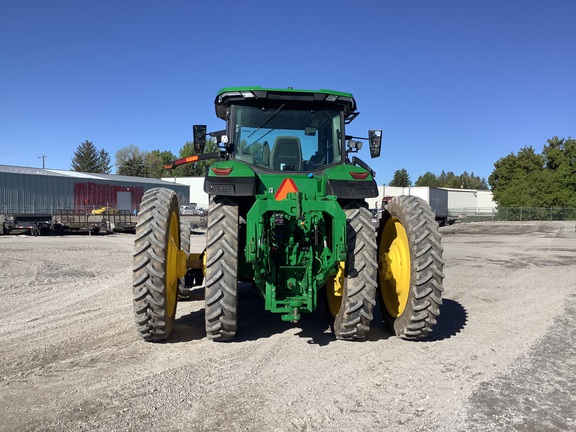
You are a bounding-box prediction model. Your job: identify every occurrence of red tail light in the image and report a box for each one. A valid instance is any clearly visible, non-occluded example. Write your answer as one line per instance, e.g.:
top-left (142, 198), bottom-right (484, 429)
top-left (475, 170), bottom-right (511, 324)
top-left (350, 171), bottom-right (369, 180)
top-left (211, 167), bottom-right (233, 176)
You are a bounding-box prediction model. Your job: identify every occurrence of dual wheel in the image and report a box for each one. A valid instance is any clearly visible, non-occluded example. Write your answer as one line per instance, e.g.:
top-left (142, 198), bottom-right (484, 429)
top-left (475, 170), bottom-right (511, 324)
top-left (132, 190), bottom-right (238, 342)
top-left (326, 196), bottom-right (444, 340)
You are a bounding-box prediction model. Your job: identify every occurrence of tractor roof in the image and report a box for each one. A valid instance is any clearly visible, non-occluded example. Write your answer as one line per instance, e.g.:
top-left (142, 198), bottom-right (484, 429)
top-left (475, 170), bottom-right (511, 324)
top-left (214, 87), bottom-right (357, 120)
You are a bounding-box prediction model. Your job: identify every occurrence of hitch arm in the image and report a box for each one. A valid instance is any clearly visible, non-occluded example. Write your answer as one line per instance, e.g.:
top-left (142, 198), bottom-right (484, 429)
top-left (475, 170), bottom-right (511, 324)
top-left (164, 151), bottom-right (223, 169)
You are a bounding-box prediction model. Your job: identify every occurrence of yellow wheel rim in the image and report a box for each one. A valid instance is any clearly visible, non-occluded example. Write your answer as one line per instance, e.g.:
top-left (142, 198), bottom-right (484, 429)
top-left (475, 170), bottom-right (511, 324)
top-left (166, 211), bottom-right (180, 317)
top-left (326, 261), bottom-right (345, 317)
top-left (379, 217), bottom-right (410, 317)
top-left (202, 250), bottom-right (207, 277)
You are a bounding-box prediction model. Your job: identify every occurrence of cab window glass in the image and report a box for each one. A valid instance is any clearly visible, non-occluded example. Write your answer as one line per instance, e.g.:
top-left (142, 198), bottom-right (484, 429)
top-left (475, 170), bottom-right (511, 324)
top-left (233, 106), bottom-right (342, 171)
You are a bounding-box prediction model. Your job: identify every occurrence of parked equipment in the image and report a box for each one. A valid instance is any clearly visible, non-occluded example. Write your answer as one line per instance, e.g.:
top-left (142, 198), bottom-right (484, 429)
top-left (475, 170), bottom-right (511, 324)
top-left (3, 213), bottom-right (52, 236)
top-left (382, 186), bottom-right (451, 226)
top-left (132, 87), bottom-right (444, 342)
top-left (53, 209), bottom-right (136, 234)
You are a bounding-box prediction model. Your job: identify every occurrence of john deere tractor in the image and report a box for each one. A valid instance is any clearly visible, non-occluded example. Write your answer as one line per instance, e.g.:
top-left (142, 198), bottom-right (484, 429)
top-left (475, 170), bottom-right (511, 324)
top-left (132, 87), bottom-right (444, 342)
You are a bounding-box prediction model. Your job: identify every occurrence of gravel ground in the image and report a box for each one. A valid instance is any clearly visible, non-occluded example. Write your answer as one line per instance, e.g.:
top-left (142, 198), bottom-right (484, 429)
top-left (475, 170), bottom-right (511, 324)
top-left (0, 221), bottom-right (574, 431)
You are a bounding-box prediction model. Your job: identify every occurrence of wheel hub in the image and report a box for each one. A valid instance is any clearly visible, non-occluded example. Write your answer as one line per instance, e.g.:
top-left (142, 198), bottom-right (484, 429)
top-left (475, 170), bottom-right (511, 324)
top-left (379, 217), bottom-right (410, 317)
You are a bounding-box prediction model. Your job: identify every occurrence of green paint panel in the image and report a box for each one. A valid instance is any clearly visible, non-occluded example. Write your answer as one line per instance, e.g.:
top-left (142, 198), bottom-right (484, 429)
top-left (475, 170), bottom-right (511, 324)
top-left (323, 164), bottom-right (374, 181)
top-left (244, 190), bottom-right (347, 321)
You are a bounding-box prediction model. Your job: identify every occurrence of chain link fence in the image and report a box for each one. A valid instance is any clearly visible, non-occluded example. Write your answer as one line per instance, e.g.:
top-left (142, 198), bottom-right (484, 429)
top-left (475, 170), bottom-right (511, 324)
top-left (451, 207), bottom-right (576, 223)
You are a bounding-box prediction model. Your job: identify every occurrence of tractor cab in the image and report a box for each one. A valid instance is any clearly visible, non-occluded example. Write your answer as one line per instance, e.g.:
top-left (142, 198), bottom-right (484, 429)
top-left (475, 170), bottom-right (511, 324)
top-left (192, 87), bottom-right (382, 172)
top-left (231, 104), bottom-right (342, 171)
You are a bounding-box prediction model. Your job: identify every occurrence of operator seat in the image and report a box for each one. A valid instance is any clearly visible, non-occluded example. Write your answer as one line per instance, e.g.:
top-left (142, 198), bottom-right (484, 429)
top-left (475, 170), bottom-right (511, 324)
top-left (270, 136), bottom-right (302, 171)
top-left (261, 141), bottom-right (270, 167)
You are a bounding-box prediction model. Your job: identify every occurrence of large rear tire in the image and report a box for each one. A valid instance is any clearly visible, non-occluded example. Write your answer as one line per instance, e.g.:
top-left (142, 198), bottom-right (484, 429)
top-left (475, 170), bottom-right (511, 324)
top-left (329, 201), bottom-right (378, 340)
top-left (133, 188), bottom-right (182, 341)
top-left (205, 196), bottom-right (239, 341)
top-left (378, 195), bottom-right (444, 339)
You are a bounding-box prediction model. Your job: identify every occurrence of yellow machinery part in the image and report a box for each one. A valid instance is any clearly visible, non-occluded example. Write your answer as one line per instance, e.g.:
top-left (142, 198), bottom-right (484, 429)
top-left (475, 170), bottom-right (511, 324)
top-left (326, 261), bottom-right (345, 317)
top-left (187, 252), bottom-right (204, 271)
top-left (166, 211), bottom-right (187, 317)
top-left (379, 217), bottom-right (410, 317)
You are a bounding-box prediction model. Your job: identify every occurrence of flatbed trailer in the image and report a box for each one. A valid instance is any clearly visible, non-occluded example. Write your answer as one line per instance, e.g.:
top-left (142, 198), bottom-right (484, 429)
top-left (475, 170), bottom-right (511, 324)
top-left (107, 210), bottom-right (137, 233)
top-left (53, 210), bottom-right (108, 235)
top-left (3, 213), bottom-right (52, 236)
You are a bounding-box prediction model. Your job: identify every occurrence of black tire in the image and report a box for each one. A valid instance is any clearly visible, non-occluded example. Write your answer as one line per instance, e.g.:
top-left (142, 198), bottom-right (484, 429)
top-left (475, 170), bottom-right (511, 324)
top-left (378, 195), bottom-right (444, 340)
top-left (133, 188), bottom-right (181, 342)
top-left (204, 196), bottom-right (238, 341)
top-left (332, 201), bottom-right (378, 340)
top-left (177, 219), bottom-right (192, 300)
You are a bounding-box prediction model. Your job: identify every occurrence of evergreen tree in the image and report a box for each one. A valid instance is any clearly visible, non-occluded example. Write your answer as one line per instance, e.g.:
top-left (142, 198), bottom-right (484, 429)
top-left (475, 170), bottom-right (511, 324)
top-left (97, 149), bottom-right (112, 174)
top-left (71, 140), bottom-right (100, 172)
top-left (443, 171), bottom-right (460, 188)
top-left (117, 154), bottom-right (148, 177)
top-left (71, 140), bottom-right (112, 173)
top-left (115, 145), bottom-right (149, 177)
top-left (415, 170), bottom-right (489, 189)
top-left (389, 168), bottom-right (411, 187)
top-left (415, 171), bottom-right (438, 187)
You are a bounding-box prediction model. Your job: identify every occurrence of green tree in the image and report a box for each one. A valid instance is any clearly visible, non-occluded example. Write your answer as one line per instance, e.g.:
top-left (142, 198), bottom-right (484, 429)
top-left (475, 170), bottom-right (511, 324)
top-left (442, 171), bottom-right (461, 188)
top-left (117, 154), bottom-right (148, 177)
top-left (420, 170), bottom-right (488, 189)
top-left (115, 145), bottom-right (143, 169)
top-left (463, 172), bottom-right (488, 190)
top-left (116, 145), bottom-right (149, 177)
top-left (541, 137), bottom-right (576, 206)
top-left (146, 149), bottom-right (177, 179)
top-left (71, 140), bottom-right (111, 173)
top-left (97, 149), bottom-right (112, 174)
top-left (173, 139), bottom-right (219, 177)
top-left (389, 168), bottom-right (411, 187)
top-left (415, 171), bottom-right (438, 187)
top-left (489, 146), bottom-right (546, 206)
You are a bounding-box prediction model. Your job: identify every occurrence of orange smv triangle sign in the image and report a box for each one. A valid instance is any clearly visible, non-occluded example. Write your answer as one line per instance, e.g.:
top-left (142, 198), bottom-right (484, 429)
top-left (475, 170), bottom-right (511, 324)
top-left (274, 178), bottom-right (299, 200)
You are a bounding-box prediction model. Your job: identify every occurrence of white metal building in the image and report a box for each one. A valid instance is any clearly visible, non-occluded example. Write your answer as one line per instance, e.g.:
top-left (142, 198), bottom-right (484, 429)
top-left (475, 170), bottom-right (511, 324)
top-left (161, 177), bottom-right (208, 208)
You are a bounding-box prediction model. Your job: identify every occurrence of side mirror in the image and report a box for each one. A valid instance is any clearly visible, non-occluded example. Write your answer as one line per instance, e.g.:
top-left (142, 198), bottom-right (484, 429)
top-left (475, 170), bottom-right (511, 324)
top-left (368, 130), bottom-right (382, 158)
top-left (193, 125), bottom-right (207, 154)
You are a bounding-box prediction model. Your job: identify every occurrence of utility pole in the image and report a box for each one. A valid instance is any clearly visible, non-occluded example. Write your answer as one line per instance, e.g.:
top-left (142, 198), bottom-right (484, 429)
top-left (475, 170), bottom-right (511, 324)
top-left (38, 155), bottom-right (47, 169)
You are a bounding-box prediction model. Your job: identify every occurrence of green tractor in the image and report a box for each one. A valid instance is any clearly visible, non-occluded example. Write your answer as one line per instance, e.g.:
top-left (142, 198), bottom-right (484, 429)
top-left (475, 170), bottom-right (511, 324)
top-left (132, 87), bottom-right (444, 342)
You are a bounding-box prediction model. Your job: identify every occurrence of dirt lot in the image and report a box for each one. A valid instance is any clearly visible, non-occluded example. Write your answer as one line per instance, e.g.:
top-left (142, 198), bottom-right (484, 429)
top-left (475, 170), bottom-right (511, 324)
top-left (1, 221), bottom-right (575, 431)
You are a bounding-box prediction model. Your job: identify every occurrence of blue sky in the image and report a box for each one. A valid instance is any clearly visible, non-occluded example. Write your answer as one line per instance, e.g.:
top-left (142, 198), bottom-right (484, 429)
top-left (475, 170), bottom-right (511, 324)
top-left (1, 0), bottom-right (574, 185)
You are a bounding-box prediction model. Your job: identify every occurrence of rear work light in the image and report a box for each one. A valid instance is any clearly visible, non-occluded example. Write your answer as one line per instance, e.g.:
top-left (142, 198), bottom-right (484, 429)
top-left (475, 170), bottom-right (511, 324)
top-left (349, 171), bottom-right (370, 180)
top-left (211, 167), bottom-right (233, 176)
